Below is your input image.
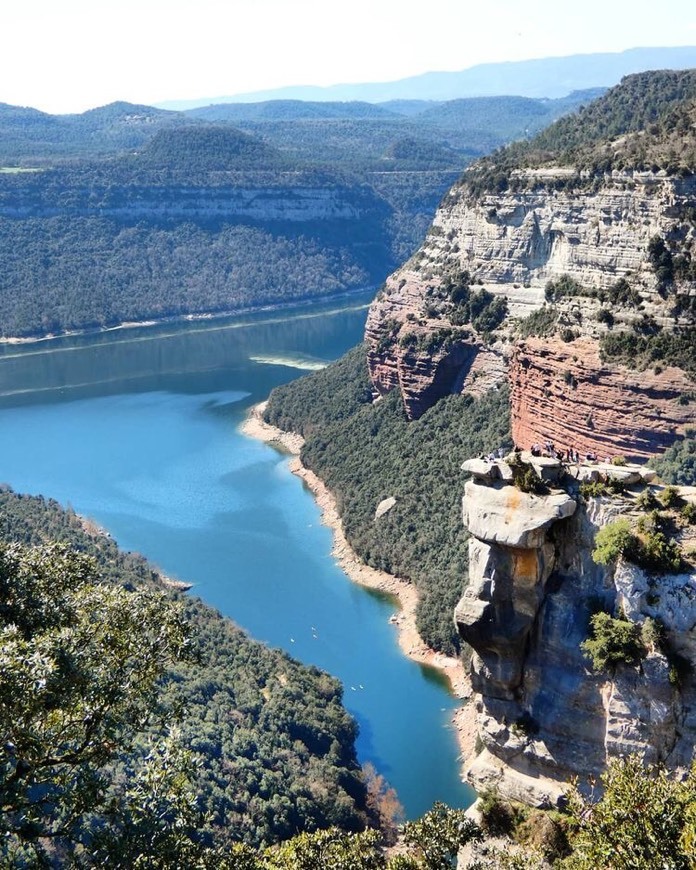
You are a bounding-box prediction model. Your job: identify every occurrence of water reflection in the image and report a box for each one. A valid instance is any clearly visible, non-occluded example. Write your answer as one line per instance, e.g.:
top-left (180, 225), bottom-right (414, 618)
top-left (0, 291), bottom-right (373, 406)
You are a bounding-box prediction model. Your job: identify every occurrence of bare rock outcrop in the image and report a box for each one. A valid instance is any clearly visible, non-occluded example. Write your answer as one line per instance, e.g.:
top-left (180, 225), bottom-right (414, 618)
top-left (455, 462), bottom-right (696, 806)
top-left (364, 172), bottom-right (696, 454)
top-left (365, 270), bottom-right (484, 419)
top-left (462, 479), bottom-right (576, 548)
top-left (430, 173), bottom-right (696, 290)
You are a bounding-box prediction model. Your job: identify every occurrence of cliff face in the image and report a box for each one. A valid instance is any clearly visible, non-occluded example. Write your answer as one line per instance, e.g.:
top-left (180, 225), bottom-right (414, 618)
top-left (365, 172), bottom-right (696, 456)
top-left (362, 73), bottom-right (696, 807)
top-left (510, 337), bottom-right (695, 461)
top-left (430, 172), bottom-right (696, 288)
top-left (364, 161), bottom-right (696, 802)
top-left (0, 181), bottom-right (381, 223)
top-left (455, 459), bottom-right (696, 806)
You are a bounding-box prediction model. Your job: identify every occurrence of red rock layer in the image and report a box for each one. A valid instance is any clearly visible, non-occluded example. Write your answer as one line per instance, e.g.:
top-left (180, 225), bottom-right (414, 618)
top-left (365, 270), bottom-right (480, 418)
top-left (510, 337), bottom-right (695, 460)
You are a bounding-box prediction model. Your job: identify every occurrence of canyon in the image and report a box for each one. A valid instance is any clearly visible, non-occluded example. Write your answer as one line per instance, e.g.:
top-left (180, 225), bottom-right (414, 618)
top-left (362, 86), bottom-right (696, 804)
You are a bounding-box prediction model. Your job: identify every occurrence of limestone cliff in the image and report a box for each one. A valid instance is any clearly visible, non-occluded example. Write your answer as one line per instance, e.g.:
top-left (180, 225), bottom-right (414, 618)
top-left (361, 73), bottom-right (696, 803)
top-left (365, 71), bottom-right (696, 459)
top-left (455, 457), bottom-right (696, 806)
top-left (365, 170), bottom-right (696, 456)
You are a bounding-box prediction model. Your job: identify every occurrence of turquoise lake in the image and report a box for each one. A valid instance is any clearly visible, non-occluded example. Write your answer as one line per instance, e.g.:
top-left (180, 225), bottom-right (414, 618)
top-left (0, 292), bottom-right (474, 818)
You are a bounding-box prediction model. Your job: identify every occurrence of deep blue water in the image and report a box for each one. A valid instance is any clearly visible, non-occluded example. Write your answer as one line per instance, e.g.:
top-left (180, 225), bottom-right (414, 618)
top-left (0, 293), bottom-right (474, 818)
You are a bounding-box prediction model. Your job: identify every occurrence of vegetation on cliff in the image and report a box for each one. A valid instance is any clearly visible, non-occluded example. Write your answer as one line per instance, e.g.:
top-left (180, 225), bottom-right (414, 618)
top-left (264, 345), bottom-right (511, 655)
top-left (462, 69), bottom-right (696, 196)
top-left (0, 487), bottom-right (370, 859)
top-left (580, 611), bottom-right (645, 672)
top-left (599, 327), bottom-right (696, 379)
top-left (652, 428), bottom-right (696, 485)
top-left (562, 756), bottom-right (696, 870)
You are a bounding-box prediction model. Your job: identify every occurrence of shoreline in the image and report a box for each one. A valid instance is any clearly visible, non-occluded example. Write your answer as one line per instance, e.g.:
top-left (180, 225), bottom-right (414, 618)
top-left (240, 401), bottom-right (477, 763)
top-left (0, 288), bottom-right (374, 347)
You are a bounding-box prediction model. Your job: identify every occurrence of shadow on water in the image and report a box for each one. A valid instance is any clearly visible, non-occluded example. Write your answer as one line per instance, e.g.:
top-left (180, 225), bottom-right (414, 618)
top-left (418, 663), bottom-right (455, 693)
top-left (347, 711), bottom-right (392, 778)
top-left (360, 586), bottom-right (400, 608)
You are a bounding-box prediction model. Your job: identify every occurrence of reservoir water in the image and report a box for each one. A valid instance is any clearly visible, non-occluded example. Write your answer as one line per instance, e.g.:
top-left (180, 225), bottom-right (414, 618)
top-left (0, 292), bottom-right (474, 818)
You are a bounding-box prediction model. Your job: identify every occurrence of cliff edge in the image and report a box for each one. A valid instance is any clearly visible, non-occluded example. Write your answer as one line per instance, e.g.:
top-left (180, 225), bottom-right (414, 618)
top-left (365, 70), bottom-right (696, 460)
top-left (454, 455), bottom-right (696, 805)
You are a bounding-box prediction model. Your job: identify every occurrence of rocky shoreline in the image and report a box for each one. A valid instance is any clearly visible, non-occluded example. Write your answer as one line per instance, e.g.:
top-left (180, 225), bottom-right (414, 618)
top-left (240, 400), bottom-right (477, 764)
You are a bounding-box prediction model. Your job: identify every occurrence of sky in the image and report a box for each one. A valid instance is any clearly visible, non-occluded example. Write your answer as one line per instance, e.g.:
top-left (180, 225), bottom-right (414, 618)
top-left (4, 0), bottom-right (696, 114)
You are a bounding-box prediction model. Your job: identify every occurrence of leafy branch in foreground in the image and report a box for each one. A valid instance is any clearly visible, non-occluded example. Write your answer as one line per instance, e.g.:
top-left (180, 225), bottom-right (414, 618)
top-left (561, 755), bottom-right (696, 869)
top-left (0, 541), bottom-right (192, 864)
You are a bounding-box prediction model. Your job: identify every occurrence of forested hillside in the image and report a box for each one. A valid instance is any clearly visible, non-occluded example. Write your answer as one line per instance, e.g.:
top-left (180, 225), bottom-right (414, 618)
top-left (264, 347), bottom-right (511, 655)
top-left (464, 69), bottom-right (696, 193)
top-left (0, 486), bottom-right (370, 859)
top-left (0, 89), bottom-right (596, 339)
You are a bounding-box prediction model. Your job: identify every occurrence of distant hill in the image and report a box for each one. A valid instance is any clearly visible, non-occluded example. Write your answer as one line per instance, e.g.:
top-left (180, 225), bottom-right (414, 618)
top-left (0, 92), bottom-right (596, 169)
top-left (0, 101), bottom-right (191, 163)
top-left (180, 91), bottom-right (599, 169)
top-left (0, 85), bottom-right (607, 339)
top-left (187, 99), bottom-right (398, 122)
top-left (158, 46), bottom-right (696, 108)
top-left (137, 125), bottom-right (286, 170)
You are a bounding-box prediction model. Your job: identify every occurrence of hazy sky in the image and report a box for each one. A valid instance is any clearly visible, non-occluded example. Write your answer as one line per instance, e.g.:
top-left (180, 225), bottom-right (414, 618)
top-left (5, 0), bottom-right (696, 113)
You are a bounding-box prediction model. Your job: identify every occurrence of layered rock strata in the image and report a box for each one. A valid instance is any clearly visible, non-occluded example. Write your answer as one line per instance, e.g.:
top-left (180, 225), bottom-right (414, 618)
top-left (432, 172), bottom-right (696, 290)
top-left (455, 459), bottom-right (696, 806)
top-left (365, 172), bottom-right (696, 454)
top-left (510, 336), bottom-right (696, 461)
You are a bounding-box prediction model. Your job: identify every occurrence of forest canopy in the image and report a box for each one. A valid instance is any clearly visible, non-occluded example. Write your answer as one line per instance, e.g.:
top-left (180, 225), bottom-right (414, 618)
top-left (0, 487), bottom-right (371, 863)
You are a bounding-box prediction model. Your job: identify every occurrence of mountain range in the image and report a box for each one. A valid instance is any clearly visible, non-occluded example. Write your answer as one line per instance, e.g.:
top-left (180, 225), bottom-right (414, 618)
top-left (157, 46), bottom-right (696, 110)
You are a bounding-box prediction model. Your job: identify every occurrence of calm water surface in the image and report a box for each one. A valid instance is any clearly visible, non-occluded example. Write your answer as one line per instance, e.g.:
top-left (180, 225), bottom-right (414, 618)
top-left (0, 292), bottom-right (474, 818)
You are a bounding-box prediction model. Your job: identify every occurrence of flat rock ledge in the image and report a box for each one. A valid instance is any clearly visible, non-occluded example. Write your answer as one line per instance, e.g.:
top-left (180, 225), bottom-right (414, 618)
top-left (463, 479), bottom-right (577, 549)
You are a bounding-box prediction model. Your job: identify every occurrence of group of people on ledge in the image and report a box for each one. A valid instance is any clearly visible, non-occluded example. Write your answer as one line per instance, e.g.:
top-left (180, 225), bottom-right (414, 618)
top-left (479, 442), bottom-right (615, 466)
top-left (530, 442), bottom-right (609, 464)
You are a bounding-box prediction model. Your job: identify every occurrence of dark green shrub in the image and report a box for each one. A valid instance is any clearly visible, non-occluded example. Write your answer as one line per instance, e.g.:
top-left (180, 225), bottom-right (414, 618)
top-left (545, 275), bottom-right (586, 301)
top-left (638, 528), bottom-right (683, 573)
top-left (508, 455), bottom-right (548, 494)
top-left (648, 235), bottom-right (675, 289)
top-left (581, 612), bottom-right (645, 672)
top-left (635, 488), bottom-right (659, 511)
top-left (607, 277), bottom-right (641, 306)
top-left (640, 616), bottom-right (665, 652)
top-left (517, 305), bottom-right (558, 338)
top-left (580, 480), bottom-right (610, 499)
top-left (597, 308), bottom-right (615, 327)
top-left (659, 485), bottom-right (683, 508)
top-left (478, 790), bottom-right (525, 838)
top-left (681, 501), bottom-right (696, 524)
top-left (592, 519), bottom-right (636, 564)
